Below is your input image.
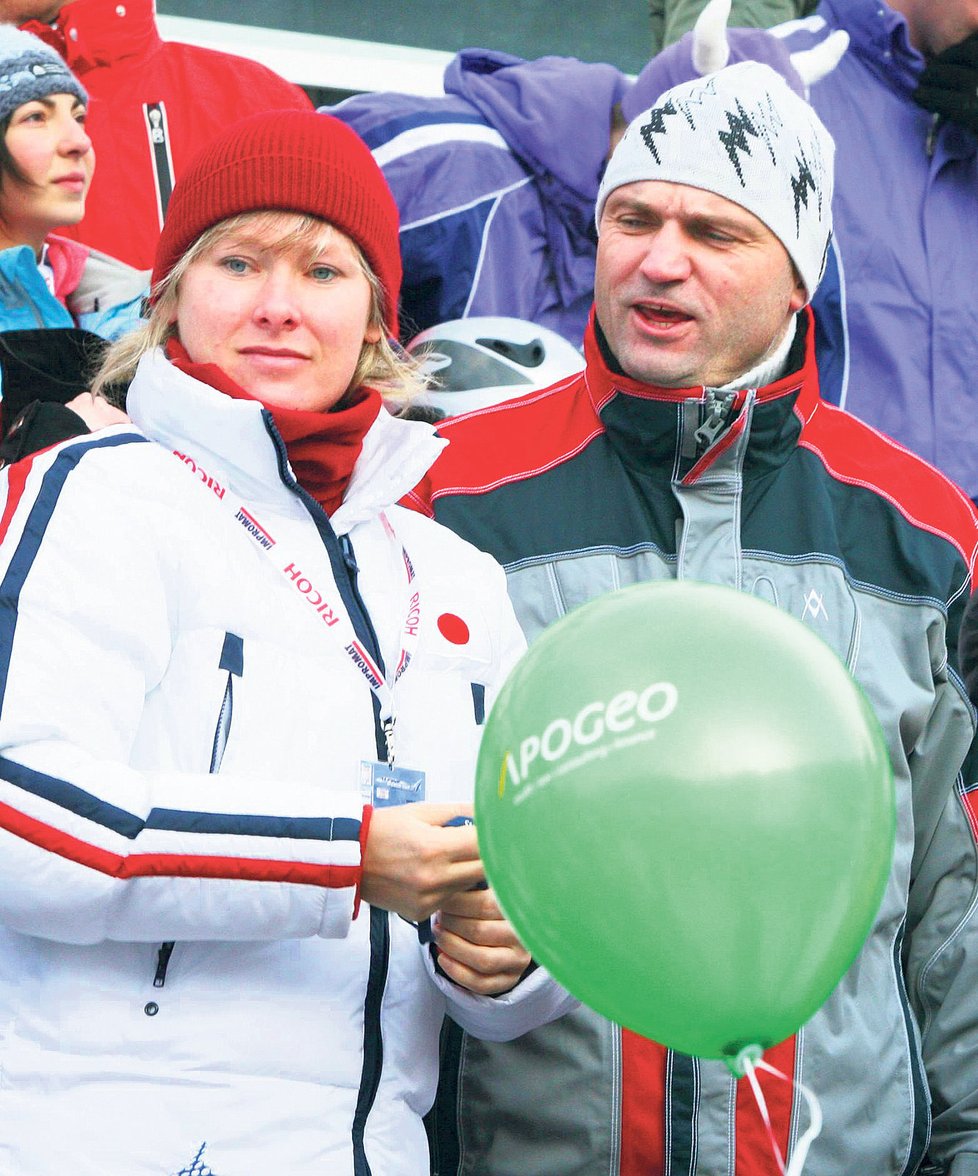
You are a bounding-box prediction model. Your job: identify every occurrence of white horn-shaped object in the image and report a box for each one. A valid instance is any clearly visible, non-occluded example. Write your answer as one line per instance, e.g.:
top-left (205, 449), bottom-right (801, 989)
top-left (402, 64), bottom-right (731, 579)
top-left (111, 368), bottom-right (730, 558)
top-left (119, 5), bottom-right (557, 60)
top-left (691, 0), bottom-right (731, 76)
top-left (790, 29), bottom-right (849, 89)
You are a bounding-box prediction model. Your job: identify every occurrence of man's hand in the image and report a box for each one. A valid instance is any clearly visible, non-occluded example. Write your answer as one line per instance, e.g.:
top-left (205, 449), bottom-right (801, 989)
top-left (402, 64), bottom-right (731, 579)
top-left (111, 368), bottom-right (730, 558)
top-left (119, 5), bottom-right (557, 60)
top-left (360, 803), bottom-right (484, 922)
top-left (433, 887), bottom-right (533, 996)
top-left (914, 31), bottom-right (978, 136)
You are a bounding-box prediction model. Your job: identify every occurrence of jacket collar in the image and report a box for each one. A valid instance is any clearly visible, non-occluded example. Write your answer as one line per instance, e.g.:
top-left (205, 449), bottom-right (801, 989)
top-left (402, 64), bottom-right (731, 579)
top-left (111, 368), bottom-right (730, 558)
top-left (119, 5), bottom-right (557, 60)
top-left (54, 0), bottom-right (161, 72)
top-left (44, 234), bottom-right (89, 305)
top-left (582, 306), bottom-right (820, 479)
top-left (821, 0), bottom-right (923, 96)
top-left (126, 349), bottom-right (447, 531)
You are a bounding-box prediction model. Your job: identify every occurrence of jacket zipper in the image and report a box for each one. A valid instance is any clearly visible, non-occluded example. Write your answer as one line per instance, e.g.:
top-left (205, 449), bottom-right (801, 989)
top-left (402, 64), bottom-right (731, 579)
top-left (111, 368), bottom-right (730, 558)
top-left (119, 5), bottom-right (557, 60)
top-left (259, 410), bottom-right (391, 1171)
top-left (336, 529), bottom-right (391, 1176)
top-left (693, 390), bottom-right (737, 455)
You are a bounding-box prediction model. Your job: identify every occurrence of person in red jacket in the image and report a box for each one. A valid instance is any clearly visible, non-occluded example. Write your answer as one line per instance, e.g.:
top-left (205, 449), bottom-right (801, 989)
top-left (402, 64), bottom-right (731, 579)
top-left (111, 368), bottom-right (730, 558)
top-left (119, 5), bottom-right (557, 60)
top-left (2, 0), bottom-right (311, 269)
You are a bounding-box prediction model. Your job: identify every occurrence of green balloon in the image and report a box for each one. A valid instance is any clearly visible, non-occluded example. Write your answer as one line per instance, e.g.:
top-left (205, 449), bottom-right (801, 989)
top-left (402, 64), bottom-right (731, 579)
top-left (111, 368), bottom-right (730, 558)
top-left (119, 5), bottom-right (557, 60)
top-left (476, 581), bottom-right (895, 1064)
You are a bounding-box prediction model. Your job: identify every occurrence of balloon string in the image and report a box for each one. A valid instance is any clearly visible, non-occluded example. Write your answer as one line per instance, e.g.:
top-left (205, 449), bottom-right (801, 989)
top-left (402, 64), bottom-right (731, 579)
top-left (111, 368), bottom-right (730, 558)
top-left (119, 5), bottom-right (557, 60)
top-left (742, 1055), bottom-right (786, 1174)
top-left (742, 1056), bottom-right (824, 1176)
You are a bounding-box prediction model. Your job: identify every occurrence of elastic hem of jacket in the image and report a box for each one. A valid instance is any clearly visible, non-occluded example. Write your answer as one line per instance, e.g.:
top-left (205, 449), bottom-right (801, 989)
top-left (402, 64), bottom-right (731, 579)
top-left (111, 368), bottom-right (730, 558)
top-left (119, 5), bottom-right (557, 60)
top-left (354, 804), bottom-right (373, 920)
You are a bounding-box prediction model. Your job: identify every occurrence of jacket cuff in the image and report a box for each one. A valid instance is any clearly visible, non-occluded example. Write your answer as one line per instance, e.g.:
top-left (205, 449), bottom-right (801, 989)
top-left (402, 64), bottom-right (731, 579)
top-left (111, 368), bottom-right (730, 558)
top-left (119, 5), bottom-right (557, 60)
top-left (353, 803), bottom-right (373, 920)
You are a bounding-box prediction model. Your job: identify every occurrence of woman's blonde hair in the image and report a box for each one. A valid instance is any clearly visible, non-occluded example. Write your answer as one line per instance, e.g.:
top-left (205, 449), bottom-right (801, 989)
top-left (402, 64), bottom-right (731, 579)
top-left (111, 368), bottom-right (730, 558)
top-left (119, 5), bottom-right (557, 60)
top-left (92, 210), bottom-right (427, 410)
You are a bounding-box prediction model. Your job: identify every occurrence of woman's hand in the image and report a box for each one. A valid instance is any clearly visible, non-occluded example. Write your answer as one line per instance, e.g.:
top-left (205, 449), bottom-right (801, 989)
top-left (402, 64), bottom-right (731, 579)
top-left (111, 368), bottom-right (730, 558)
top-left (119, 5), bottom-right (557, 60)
top-left (361, 803), bottom-right (484, 922)
top-left (433, 887), bottom-right (533, 996)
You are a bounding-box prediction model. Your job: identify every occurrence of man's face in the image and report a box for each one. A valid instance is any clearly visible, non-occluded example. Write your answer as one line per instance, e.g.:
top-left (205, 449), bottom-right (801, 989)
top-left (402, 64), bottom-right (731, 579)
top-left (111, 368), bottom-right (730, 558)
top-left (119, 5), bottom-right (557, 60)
top-left (888, 0), bottom-right (978, 56)
top-left (594, 180), bottom-right (806, 390)
top-left (0, 1), bottom-right (66, 22)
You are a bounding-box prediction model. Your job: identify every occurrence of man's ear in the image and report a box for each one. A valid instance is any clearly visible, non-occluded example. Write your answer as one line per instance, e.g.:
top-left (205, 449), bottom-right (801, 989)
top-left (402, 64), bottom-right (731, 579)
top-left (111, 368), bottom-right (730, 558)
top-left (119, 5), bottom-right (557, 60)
top-left (790, 265), bottom-right (807, 313)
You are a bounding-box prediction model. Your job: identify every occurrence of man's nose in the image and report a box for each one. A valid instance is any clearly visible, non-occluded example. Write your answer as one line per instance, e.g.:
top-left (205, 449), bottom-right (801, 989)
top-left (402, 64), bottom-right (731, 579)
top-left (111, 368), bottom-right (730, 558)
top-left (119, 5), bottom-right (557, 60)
top-left (638, 223), bottom-right (692, 283)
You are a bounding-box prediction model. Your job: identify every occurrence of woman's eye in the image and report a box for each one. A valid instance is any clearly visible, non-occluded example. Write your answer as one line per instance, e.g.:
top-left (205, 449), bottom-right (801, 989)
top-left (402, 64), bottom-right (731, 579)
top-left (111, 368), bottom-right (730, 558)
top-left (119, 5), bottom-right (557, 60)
top-left (220, 256), bottom-right (251, 275)
top-left (309, 265), bottom-right (337, 282)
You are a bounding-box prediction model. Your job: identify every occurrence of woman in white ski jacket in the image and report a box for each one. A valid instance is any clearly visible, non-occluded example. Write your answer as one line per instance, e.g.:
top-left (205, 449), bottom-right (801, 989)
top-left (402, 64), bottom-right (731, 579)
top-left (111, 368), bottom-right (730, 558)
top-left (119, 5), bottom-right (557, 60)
top-left (0, 110), bottom-right (573, 1176)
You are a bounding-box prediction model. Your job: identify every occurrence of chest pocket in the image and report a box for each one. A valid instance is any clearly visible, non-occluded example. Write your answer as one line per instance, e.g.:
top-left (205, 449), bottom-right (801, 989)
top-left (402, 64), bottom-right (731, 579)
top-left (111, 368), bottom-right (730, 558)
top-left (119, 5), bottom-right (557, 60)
top-left (749, 564), bottom-right (859, 668)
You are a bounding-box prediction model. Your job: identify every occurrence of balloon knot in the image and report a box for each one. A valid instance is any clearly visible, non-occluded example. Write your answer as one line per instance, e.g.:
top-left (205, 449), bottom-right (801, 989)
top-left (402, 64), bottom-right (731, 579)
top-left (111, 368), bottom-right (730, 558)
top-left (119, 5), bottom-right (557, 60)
top-left (726, 1042), bottom-right (764, 1078)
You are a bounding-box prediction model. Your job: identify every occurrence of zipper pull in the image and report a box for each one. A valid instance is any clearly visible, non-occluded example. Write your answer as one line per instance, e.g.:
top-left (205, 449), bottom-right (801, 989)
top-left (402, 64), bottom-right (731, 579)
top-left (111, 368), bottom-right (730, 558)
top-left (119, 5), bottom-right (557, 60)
top-left (693, 390), bottom-right (736, 453)
top-left (383, 717), bottom-right (396, 769)
top-left (339, 533), bottom-right (358, 574)
top-left (925, 113), bottom-right (940, 158)
top-left (154, 940), bottom-right (175, 988)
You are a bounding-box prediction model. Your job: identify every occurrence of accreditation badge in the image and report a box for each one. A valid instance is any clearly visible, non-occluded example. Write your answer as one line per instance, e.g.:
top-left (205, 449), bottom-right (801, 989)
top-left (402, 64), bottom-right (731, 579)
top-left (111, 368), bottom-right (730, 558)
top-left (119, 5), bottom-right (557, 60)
top-left (359, 760), bottom-right (427, 808)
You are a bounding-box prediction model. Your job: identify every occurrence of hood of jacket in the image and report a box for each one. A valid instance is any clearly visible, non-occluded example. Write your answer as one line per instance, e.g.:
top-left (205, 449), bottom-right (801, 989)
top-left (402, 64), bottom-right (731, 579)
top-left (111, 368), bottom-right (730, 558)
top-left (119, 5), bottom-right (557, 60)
top-left (443, 49), bottom-right (629, 307)
top-left (22, 0), bottom-right (161, 75)
top-left (443, 48), bottom-right (629, 203)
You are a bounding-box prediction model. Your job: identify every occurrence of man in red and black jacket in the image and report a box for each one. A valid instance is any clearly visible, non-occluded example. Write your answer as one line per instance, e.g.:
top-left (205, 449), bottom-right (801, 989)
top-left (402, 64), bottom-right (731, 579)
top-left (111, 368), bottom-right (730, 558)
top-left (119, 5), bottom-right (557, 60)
top-left (409, 62), bottom-right (978, 1176)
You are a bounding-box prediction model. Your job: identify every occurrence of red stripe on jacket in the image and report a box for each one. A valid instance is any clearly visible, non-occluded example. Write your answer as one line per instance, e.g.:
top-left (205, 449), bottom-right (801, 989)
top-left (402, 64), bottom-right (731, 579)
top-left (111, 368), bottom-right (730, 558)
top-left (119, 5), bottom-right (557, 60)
top-left (798, 399), bottom-right (978, 582)
top-left (620, 1031), bottom-right (667, 1176)
top-left (0, 800), bottom-right (360, 888)
top-left (735, 1036), bottom-right (797, 1175)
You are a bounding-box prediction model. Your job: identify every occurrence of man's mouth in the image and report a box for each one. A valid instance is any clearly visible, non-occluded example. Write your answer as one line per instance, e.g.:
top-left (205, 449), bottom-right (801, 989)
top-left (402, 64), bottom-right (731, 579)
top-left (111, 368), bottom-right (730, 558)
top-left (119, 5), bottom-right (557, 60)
top-left (636, 303), bottom-right (693, 325)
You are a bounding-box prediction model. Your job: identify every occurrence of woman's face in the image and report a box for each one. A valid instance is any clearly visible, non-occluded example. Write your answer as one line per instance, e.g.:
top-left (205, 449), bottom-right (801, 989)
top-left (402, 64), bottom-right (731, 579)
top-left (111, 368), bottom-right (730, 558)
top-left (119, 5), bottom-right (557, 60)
top-left (174, 219), bottom-right (381, 414)
top-left (1, 93), bottom-right (93, 250)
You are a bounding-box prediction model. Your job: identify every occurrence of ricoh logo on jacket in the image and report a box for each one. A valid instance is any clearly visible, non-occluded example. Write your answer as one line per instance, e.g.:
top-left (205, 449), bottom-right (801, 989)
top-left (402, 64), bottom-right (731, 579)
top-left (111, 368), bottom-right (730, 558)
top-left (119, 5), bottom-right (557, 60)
top-left (283, 562), bottom-right (340, 626)
top-left (404, 590), bottom-right (421, 637)
top-left (500, 682), bottom-right (678, 804)
top-left (173, 450), bottom-right (225, 499)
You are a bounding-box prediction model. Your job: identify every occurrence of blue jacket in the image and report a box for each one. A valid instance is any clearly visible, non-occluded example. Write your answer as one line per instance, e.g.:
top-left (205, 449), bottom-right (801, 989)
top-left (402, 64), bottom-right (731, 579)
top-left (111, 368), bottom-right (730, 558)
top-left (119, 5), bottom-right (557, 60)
top-left (633, 0), bottom-right (978, 499)
top-left (328, 50), bottom-right (629, 348)
top-left (0, 236), bottom-right (147, 404)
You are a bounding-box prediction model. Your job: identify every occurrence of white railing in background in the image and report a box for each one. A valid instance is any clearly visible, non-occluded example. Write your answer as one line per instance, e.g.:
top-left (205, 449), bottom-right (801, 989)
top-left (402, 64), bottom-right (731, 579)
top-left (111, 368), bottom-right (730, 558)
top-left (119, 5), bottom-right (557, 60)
top-left (155, 14), bottom-right (452, 96)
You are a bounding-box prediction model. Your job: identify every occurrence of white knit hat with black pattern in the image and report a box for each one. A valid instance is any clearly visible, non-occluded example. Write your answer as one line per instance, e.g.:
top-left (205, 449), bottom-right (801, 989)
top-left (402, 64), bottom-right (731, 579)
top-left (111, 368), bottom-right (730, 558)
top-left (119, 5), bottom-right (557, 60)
top-left (596, 61), bottom-right (834, 302)
top-left (0, 25), bottom-right (87, 125)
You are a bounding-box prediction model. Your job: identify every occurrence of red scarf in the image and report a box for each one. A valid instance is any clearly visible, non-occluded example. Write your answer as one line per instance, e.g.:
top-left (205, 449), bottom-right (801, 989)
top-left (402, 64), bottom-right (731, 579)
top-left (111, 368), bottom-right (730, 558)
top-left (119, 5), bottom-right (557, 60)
top-left (166, 340), bottom-right (382, 516)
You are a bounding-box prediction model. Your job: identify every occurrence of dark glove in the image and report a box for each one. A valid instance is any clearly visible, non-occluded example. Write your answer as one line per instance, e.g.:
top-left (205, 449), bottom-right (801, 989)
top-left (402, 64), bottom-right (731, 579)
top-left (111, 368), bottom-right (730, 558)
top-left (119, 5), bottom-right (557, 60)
top-left (0, 401), bottom-right (90, 468)
top-left (914, 30), bottom-right (978, 136)
top-left (0, 327), bottom-right (109, 436)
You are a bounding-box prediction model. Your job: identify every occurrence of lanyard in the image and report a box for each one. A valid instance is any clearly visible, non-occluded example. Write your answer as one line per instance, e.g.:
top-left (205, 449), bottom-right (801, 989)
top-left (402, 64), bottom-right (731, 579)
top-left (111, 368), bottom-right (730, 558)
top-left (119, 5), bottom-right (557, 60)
top-left (171, 447), bottom-right (421, 764)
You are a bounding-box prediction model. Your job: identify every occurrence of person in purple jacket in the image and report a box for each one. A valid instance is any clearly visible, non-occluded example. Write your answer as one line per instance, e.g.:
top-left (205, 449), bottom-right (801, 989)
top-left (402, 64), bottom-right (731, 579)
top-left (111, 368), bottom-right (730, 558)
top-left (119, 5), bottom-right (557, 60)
top-left (630, 0), bottom-right (978, 501)
top-left (327, 50), bottom-right (631, 350)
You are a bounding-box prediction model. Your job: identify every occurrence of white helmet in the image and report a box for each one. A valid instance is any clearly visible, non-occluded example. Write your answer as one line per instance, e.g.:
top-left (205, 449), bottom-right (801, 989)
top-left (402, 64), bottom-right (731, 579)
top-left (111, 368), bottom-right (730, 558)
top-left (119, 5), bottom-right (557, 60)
top-left (406, 317), bottom-right (584, 419)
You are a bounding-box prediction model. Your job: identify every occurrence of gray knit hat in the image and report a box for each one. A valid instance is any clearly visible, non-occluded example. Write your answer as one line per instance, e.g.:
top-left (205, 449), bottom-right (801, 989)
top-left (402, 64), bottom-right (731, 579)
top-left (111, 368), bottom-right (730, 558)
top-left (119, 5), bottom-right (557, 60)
top-left (0, 25), bottom-right (87, 125)
top-left (596, 62), bottom-right (834, 302)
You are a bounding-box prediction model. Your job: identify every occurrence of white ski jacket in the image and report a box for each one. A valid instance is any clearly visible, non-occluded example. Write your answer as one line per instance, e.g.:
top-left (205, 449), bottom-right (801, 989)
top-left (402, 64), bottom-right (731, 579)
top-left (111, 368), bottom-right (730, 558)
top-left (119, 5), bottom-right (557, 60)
top-left (0, 350), bottom-right (574, 1176)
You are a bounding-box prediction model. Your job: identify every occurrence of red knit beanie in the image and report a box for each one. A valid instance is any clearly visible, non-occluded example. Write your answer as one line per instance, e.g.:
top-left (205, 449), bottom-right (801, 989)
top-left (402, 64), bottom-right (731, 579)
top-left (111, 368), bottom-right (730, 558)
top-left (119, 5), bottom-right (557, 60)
top-left (151, 110), bottom-right (402, 337)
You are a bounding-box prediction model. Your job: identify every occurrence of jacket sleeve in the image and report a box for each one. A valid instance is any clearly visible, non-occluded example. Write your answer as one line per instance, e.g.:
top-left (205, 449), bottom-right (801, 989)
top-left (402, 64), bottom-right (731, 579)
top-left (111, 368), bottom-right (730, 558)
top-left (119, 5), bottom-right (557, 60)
top-left (904, 573), bottom-right (978, 1170)
top-left (329, 92), bottom-right (534, 341)
top-left (423, 954), bottom-right (578, 1041)
top-left (423, 552), bottom-right (579, 1039)
top-left (0, 436), bottom-right (364, 947)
